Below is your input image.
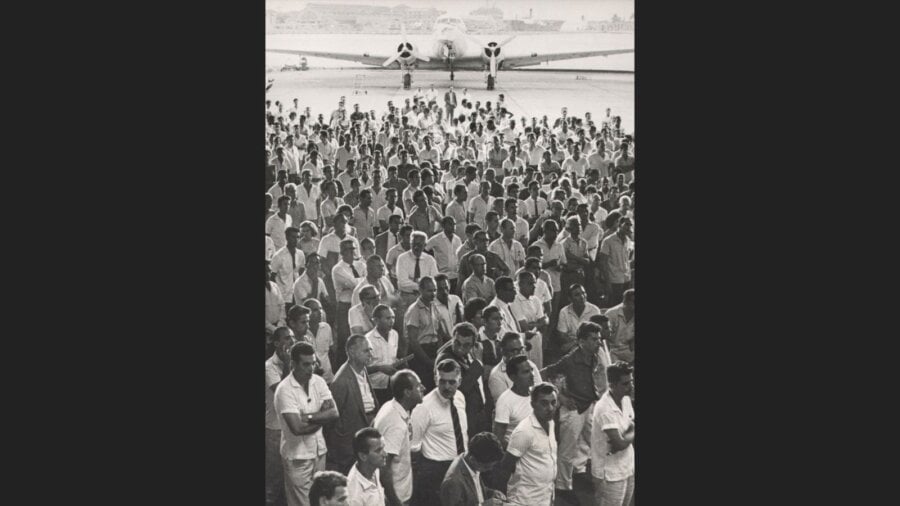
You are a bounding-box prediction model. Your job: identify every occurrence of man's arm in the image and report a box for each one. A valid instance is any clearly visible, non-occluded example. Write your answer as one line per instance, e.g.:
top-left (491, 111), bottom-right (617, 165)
top-left (605, 424), bottom-right (635, 453)
top-left (493, 451), bottom-right (520, 491)
top-left (381, 453), bottom-right (404, 506)
top-left (439, 473), bottom-right (467, 506)
top-left (405, 325), bottom-right (432, 367)
top-left (492, 421), bottom-right (508, 448)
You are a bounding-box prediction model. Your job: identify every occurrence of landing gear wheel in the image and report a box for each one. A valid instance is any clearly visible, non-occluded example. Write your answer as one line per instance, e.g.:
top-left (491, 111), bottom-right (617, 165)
top-left (487, 75), bottom-right (495, 90)
top-left (450, 71), bottom-right (455, 81)
top-left (403, 73), bottom-right (411, 90)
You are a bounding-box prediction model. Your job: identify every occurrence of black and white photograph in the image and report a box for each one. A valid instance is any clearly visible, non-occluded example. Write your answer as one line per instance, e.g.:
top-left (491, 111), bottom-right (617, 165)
top-left (265, 1), bottom-right (635, 504)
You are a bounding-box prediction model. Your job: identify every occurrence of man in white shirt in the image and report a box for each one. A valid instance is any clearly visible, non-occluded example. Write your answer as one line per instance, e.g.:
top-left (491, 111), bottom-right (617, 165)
top-left (373, 370), bottom-right (425, 506)
top-left (603, 289), bottom-right (635, 364)
top-left (396, 231), bottom-right (439, 327)
top-left (590, 362), bottom-right (635, 506)
top-left (266, 196), bottom-right (294, 250)
top-left (270, 227), bottom-right (305, 308)
top-left (426, 216), bottom-right (463, 293)
top-left (273, 342), bottom-right (339, 506)
top-left (488, 332), bottom-right (543, 403)
top-left (489, 219), bottom-right (526, 275)
top-left (331, 238), bottom-right (366, 363)
top-left (492, 354), bottom-right (535, 447)
top-left (266, 328), bottom-right (293, 506)
top-left (445, 183), bottom-right (469, 240)
top-left (557, 284), bottom-right (603, 355)
top-left (598, 218), bottom-right (633, 307)
top-left (410, 359), bottom-right (468, 506)
top-left (511, 271), bottom-right (548, 369)
top-left (346, 428), bottom-right (388, 506)
top-left (296, 170), bottom-right (322, 222)
top-left (495, 382), bottom-right (559, 506)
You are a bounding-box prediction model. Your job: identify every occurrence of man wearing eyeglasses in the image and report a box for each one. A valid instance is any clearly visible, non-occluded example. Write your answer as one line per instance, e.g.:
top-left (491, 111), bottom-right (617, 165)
top-left (436, 323), bottom-right (490, 437)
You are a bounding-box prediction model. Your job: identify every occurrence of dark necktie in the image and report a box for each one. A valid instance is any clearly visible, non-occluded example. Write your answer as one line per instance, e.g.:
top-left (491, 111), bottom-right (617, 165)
top-left (414, 256), bottom-right (421, 280)
top-left (449, 399), bottom-right (466, 455)
top-left (350, 263), bottom-right (360, 278)
top-left (534, 198), bottom-right (539, 219)
top-left (310, 275), bottom-right (319, 298)
top-left (393, 232), bottom-right (398, 245)
top-left (454, 302), bottom-right (463, 325)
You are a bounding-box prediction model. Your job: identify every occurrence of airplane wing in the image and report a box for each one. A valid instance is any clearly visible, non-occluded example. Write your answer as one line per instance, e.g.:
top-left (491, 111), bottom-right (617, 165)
top-left (266, 48), bottom-right (390, 67)
top-left (501, 49), bottom-right (634, 69)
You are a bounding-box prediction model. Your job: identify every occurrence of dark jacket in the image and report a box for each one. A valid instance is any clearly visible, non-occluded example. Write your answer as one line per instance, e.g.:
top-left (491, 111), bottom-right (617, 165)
top-left (440, 455), bottom-right (496, 506)
top-left (324, 361), bottom-right (380, 473)
top-left (436, 342), bottom-right (492, 437)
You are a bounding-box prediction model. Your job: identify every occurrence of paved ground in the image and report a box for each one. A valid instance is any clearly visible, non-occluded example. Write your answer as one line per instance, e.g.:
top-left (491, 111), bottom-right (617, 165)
top-left (266, 68), bottom-right (634, 132)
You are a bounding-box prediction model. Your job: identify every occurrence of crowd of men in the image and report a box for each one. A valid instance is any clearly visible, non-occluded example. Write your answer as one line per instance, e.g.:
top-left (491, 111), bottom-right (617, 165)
top-left (265, 88), bottom-right (636, 506)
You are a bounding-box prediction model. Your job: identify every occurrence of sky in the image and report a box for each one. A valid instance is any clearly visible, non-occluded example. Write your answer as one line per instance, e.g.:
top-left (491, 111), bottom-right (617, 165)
top-left (265, 0), bottom-right (634, 23)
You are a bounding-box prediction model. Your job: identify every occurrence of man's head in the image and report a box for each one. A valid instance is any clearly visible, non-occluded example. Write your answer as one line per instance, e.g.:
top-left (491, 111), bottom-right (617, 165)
top-left (303, 298), bottom-right (323, 328)
top-left (516, 271), bottom-right (536, 298)
top-left (353, 427), bottom-right (387, 469)
top-left (398, 225), bottom-right (413, 249)
top-left (494, 276), bottom-right (516, 304)
top-left (542, 218), bottom-right (559, 243)
top-left (454, 183), bottom-right (468, 203)
top-left (435, 358), bottom-right (462, 401)
top-left (359, 286), bottom-right (379, 311)
top-left (465, 432), bottom-right (505, 472)
top-left (418, 276), bottom-right (437, 304)
top-left (340, 239), bottom-right (357, 264)
top-left (391, 369), bottom-right (425, 405)
top-left (290, 341), bottom-right (317, 382)
top-left (566, 215), bottom-right (582, 239)
top-left (284, 226), bottom-right (300, 249)
top-left (360, 238), bottom-right (375, 260)
top-left (277, 195), bottom-right (290, 214)
top-left (617, 217), bottom-right (633, 241)
top-left (410, 231), bottom-right (427, 256)
top-left (607, 361), bottom-right (635, 398)
top-left (576, 321), bottom-right (602, 355)
top-left (500, 332), bottom-right (525, 362)
top-left (442, 216), bottom-right (456, 236)
top-left (309, 471), bottom-right (348, 506)
top-left (451, 322), bottom-right (478, 358)
top-left (272, 326), bottom-right (294, 363)
top-left (500, 218), bottom-right (515, 241)
top-left (530, 382), bottom-right (559, 423)
top-left (286, 305), bottom-right (311, 338)
top-left (506, 354), bottom-right (534, 388)
top-left (373, 304), bottom-right (394, 333)
top-left (568, 283), bottom-right (587, 309)
top-left (346, 334), bottom-right (373, 368)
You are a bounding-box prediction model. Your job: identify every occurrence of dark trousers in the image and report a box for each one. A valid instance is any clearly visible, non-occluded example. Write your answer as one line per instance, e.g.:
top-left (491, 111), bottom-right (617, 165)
top-left (334, 301), bottom-right (351, 368)
top-left (412, 456), bottom-right (453, 506)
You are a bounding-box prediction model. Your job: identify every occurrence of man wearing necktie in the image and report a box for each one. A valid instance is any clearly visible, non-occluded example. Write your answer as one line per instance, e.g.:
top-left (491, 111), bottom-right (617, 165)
top-left (332, 239), bottom-right (366, 367)
top-left (436, 322), bottom-right (491, 438)
top-left (396, 231), bottom-right (439, 350)
top-left (445, 86), bottom-right (458, 122)
top-left (410, 359), bottom-right (468, 506)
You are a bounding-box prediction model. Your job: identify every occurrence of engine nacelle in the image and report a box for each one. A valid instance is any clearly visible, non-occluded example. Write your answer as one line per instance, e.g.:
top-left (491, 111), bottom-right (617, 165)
top-left (396, 41), bottom-right (419, 67)
top-left (481, 42), bottom-right (505, 65)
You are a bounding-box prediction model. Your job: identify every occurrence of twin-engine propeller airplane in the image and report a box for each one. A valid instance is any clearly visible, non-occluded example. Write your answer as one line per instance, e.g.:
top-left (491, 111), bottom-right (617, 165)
top-left (266, 15), bottom-right (634, 90)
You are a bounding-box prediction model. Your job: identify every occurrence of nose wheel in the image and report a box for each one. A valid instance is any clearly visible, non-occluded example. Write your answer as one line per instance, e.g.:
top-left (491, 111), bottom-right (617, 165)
top-left (487, 75), bottom-right (495, 90)
top-left (403, 71), bottom-right (412, 90)
top-left (450, 71), bottom-right (455, 81)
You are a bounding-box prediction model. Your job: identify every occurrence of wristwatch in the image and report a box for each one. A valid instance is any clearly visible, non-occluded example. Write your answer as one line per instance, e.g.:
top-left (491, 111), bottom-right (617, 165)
top-left (307, 413), bottom-right (313, 422)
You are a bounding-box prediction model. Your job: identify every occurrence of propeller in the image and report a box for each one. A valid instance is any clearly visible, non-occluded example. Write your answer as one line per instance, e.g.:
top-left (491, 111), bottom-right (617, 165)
top-left (382, 23), bottom-right (429, 67)
top-left (480, 35), bottom-right (516, 77)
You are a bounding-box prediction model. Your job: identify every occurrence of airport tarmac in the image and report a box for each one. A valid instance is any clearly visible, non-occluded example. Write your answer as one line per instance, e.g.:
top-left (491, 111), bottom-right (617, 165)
top-left (266, 68), bottom-right (634, 132)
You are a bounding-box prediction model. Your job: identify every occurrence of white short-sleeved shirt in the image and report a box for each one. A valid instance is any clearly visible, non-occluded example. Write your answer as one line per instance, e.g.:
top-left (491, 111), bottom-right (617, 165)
top-left (373, 399), bottom-right (413, 503)
top-left (266, 213), bottom-right (293, 250)
top-left (350, 276), bottom-right (396, 307)
top-left (557, 302), bottom-right (604, 343)
top-left (270, 247), bottom-right (305, 305)
top-left (317, 233), bottom-right (360, 262)
top-left (493, 389), bottom-right (533, 445)
top-left (273, 373), bottom-right (332, 460)
top-left (346, 464), bottom-right (385, 506)
top-left (506, 414), bottom-right (558, 506)
top-left (265, 236), bottom-right (276, 261)
top-left (365, 327), bottom-right (399, 390)
top-left (599, 233), bottom-right (632, 284)
top-left (590, 392), bottom-right (635, 482)
top-left (426, 232), bottom-right (463, 280)
top-left (266, 353), bottom-right (287, 430)
top-left (533, 238), bottom-right (566, 291)
top-left (468, 195), bottom-right (493, 228)
top-left (307, 323), bottom-right (334, 383)
top-left (488, 238), bottom-right (526, 275)
top-left (410, 389), bottom-right (468, 461)
top-left (488, 358), bottom-right (542, 403)
top-left (349, 303), bottom-right (375, 334)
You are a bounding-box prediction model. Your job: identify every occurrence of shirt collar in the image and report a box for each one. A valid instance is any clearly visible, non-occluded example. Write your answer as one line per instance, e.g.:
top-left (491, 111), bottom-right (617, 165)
top-left (350, 464), bottom-right (380, 490)
top-left (392, 399), bottom-right (410, 420)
